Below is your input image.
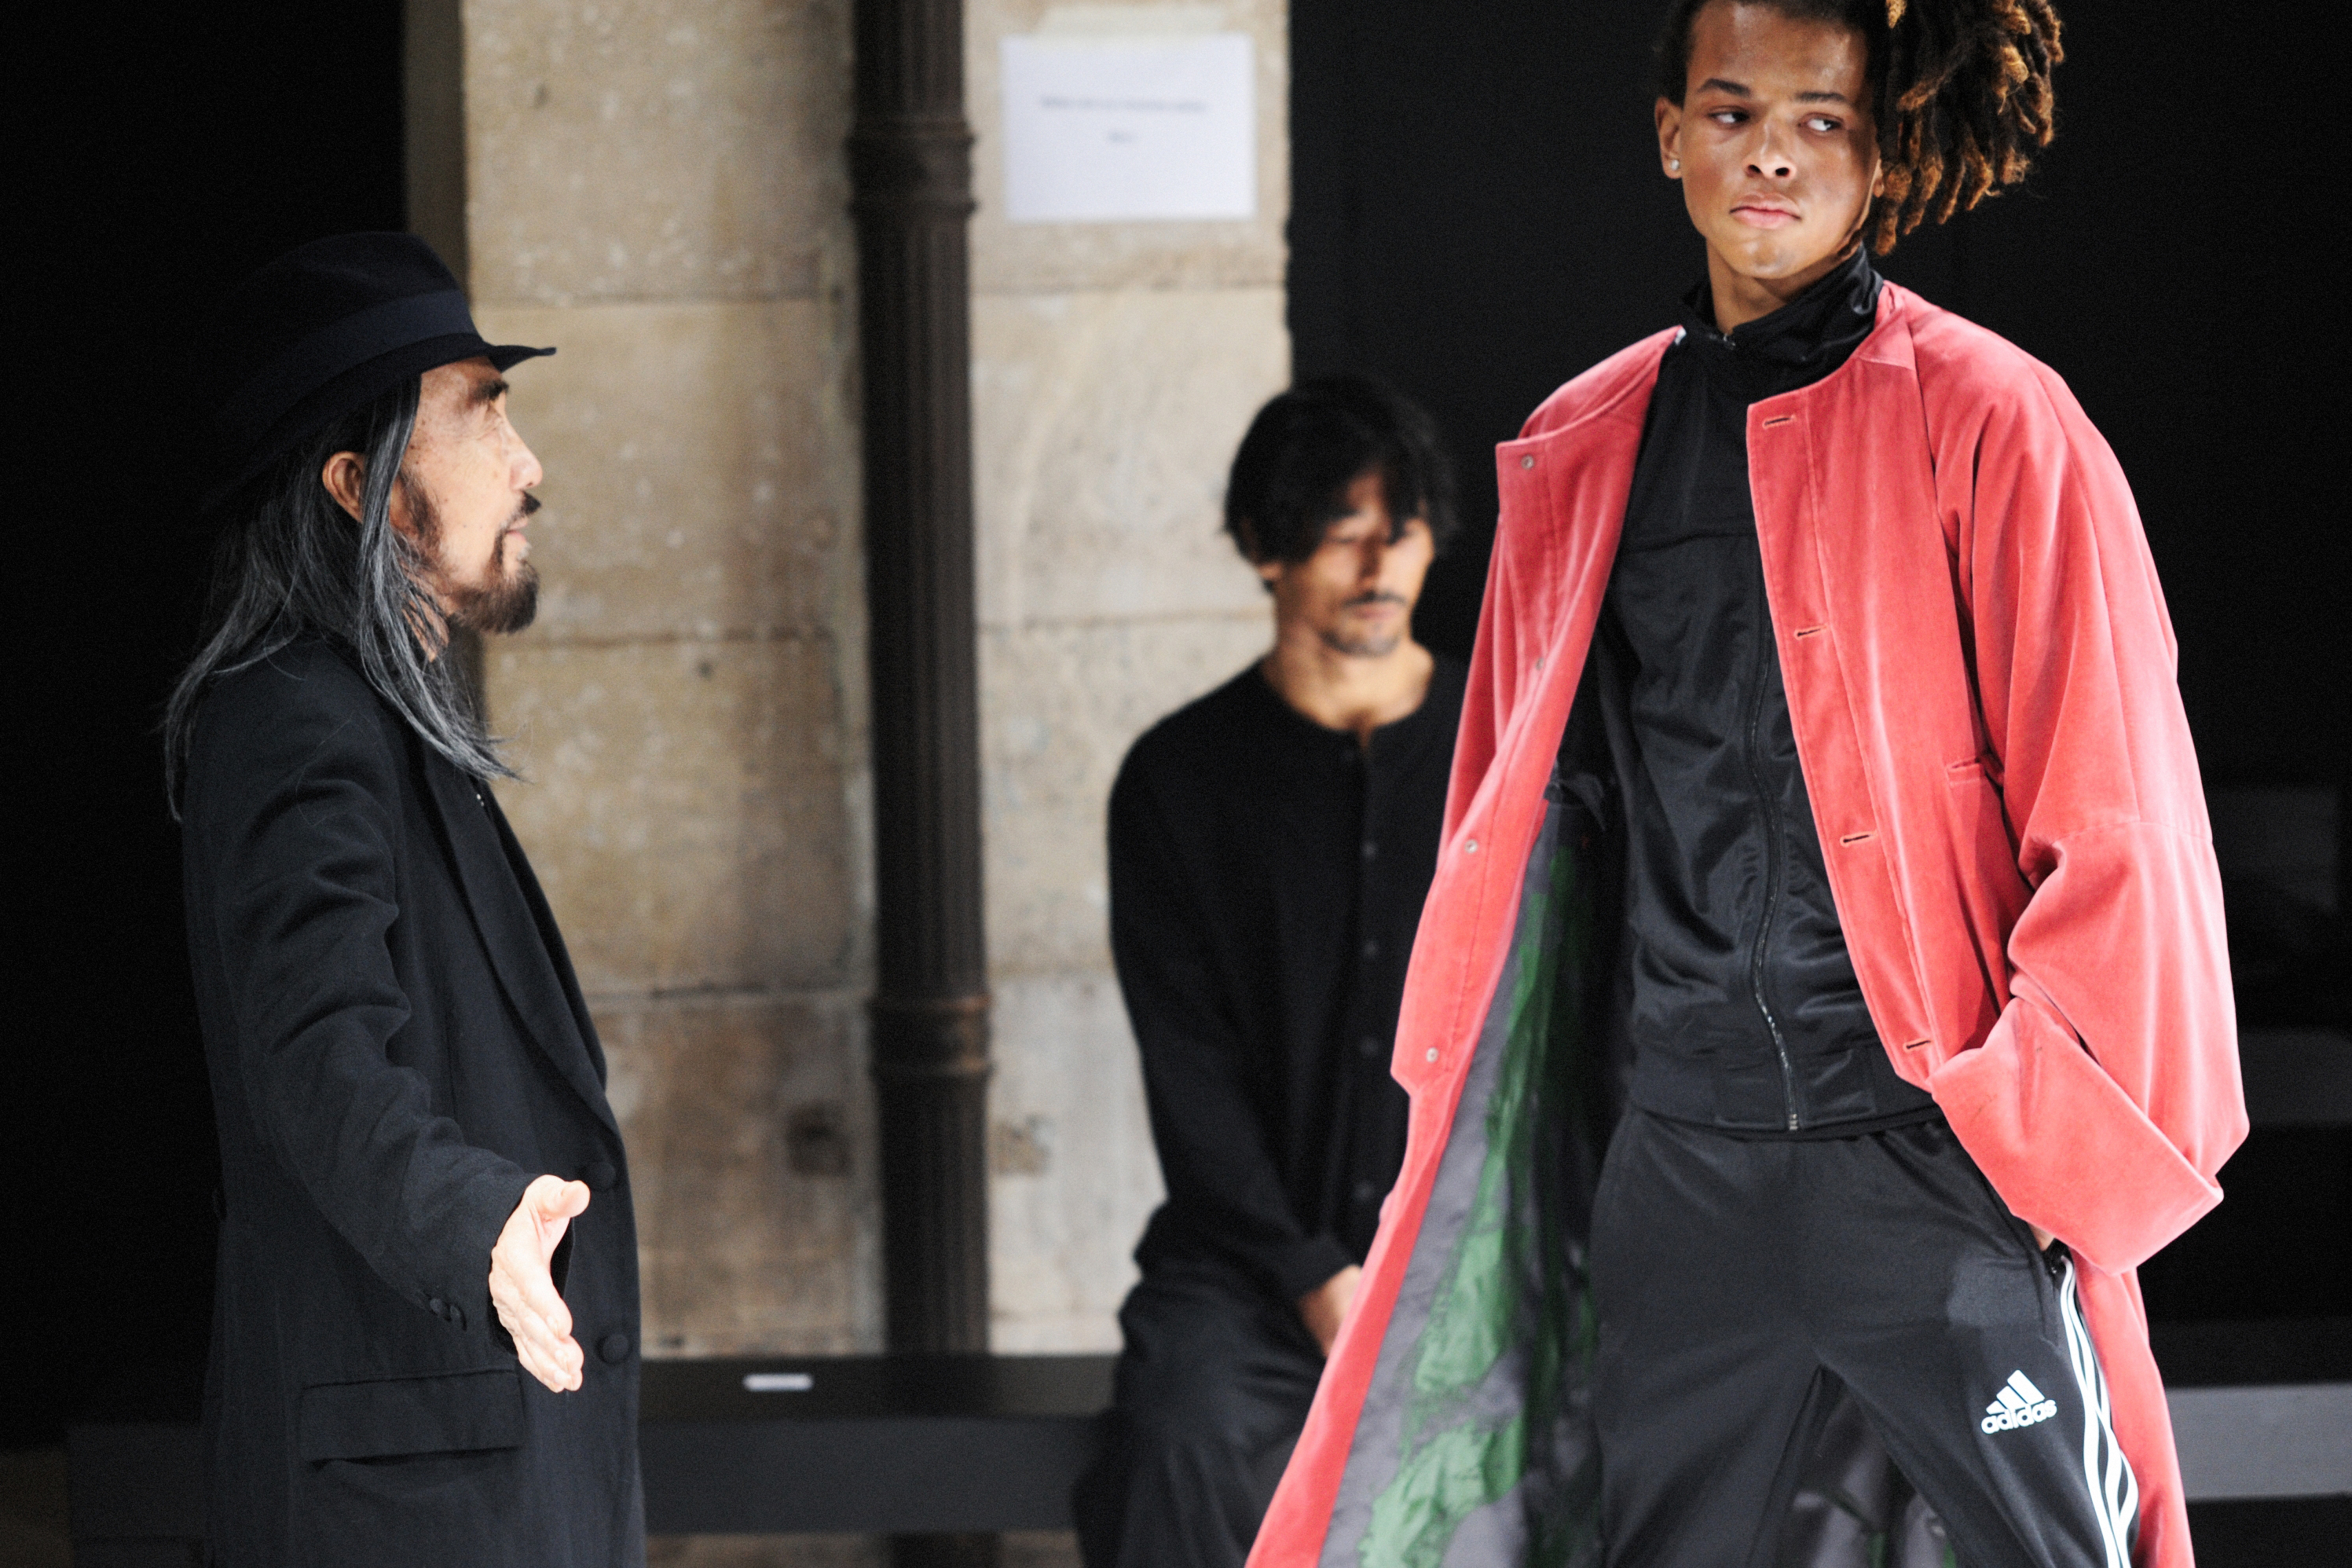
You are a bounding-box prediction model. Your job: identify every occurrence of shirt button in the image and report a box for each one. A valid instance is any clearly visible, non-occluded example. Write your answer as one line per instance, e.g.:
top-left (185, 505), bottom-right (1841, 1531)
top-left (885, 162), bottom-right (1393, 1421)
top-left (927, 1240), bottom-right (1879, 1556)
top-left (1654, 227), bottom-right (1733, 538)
top-left (1358, 1035), bottom-right (1382, 1060)
top-left (1424, 1048), bottom-right (1439, 1063)
top-left (1361, 939), bottom-right (1379, 960)
top-left (427, 1296), bottom-right (445, 1317)
top-left (1354, 1180), bottom-right (1378, 1203)
top-left (1361, 840), bottom-right (1378, 861)
top-left (1520, 455), bottom-right (1535, 470)
top-left (1464, 839), bottom-right (1479, 855)
top-left (583, 1160), bottom-right (617, 1191)
top-left (599, 1332), bottom-right (631, 1365)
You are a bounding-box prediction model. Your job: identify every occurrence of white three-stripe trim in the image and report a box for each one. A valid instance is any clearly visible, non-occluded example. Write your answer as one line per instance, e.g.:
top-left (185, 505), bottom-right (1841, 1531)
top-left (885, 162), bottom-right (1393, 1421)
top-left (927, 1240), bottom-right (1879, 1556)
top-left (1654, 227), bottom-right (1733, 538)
top-left (2057, 1256), bottom-right (2140, 1568)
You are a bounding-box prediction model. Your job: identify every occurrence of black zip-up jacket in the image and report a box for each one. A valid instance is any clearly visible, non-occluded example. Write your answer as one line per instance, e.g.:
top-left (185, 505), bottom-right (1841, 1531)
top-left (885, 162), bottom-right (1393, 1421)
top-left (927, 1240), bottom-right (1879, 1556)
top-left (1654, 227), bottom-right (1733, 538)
top-left (1579, 248), bottom-right (1937, 1135)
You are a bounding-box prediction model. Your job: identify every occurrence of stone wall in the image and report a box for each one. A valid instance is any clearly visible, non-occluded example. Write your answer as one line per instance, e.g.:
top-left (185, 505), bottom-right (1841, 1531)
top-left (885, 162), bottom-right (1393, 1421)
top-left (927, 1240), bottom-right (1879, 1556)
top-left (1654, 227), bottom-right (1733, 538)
top-left (969, 1), bottom-right (1287, 1350)
top-left (432, 0), bottom-right (1287, 1552)
top-left (462, 0), bottom-right (878, 1365)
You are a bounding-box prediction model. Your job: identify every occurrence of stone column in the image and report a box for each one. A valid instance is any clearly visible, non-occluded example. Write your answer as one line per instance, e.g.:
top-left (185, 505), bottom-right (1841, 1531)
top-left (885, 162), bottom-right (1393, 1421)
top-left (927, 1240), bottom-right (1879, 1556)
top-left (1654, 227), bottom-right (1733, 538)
top-left (967, 0), bottom-right (1291, 1356)
top-left (457, 0), bottom-right (878, 1374)
top-left (433, 1), bottom-right (1291, 1560)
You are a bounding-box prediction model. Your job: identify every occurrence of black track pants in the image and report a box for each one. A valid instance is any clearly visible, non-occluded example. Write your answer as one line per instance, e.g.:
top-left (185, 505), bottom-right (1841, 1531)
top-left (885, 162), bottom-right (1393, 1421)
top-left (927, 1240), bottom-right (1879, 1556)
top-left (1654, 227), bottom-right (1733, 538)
top-left (1072, 1253), bottom-right (1326, 1568)
top-left (1590, 1110), bottom-right (2140, 1568)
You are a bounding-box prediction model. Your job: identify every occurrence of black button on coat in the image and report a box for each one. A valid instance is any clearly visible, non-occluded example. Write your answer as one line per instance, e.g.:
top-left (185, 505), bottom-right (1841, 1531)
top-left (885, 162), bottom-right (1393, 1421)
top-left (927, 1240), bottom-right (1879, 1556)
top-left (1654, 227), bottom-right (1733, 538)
top-left (180, 639), bottom-right (643, 1568)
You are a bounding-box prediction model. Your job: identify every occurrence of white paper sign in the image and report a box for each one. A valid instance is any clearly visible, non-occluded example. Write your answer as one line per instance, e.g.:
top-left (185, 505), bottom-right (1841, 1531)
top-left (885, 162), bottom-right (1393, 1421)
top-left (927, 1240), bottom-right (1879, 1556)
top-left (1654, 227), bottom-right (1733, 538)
top-left (1000, 34), bottom-right (1255, 223)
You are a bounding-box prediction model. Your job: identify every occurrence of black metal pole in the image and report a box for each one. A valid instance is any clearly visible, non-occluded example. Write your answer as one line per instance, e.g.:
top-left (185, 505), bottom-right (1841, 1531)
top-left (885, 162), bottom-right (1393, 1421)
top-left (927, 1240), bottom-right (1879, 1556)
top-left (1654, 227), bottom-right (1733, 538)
top-left (848, 13), bottom-right (997, 1566)
top-left (851, 0), bottom-right (988, 1361)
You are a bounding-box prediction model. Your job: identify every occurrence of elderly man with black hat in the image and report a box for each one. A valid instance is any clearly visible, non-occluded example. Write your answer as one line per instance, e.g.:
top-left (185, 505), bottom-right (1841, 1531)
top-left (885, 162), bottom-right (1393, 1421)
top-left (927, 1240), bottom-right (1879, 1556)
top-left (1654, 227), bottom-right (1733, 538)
top-left (166, 232), bottom-right (643, 1566)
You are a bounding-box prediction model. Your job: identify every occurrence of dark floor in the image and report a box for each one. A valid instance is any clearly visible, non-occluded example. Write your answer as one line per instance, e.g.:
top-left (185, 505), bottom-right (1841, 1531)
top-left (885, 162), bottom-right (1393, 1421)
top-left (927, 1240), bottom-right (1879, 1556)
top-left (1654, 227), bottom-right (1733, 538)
top-left (2183, 1497), bottom-right (2352, 1566)
top-left (10, 1442), bottom-right (2339, 1567)
top-left (0, 1449), bottom-right (68, 1568)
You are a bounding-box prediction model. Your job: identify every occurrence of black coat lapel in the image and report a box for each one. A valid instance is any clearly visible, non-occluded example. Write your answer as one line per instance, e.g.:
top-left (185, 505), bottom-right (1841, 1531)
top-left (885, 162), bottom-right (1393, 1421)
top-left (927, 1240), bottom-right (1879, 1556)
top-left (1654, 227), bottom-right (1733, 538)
top-left (480, 787), bottom-right (612, 1092)
top-left (420, 756), bottom-right (620, 1138)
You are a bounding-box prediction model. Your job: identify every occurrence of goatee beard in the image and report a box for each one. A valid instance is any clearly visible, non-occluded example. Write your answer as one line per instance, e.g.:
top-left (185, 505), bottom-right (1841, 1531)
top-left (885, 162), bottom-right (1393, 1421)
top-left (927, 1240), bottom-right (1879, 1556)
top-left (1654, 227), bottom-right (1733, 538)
top-left (1319, 627), bottom-right (1402, 658)
top-left (447, 538), bottom-right (540, 635)
top-left (405, 475), bottom-right (540, 636)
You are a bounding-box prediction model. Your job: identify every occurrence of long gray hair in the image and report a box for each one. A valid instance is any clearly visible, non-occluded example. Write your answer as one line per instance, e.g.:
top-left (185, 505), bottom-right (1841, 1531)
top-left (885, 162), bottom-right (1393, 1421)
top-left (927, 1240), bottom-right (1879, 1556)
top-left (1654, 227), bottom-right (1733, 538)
top-left (164, 377), bottom-right (513, 810)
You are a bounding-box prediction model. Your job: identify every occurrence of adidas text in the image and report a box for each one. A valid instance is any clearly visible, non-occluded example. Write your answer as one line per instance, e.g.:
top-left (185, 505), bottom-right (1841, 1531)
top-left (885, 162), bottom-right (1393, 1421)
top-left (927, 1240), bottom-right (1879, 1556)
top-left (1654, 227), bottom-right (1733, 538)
top-left (1980, 1400), bottom-right (2058, 1433)
top-left (1981, 1371), bottom-right (2058, 1434)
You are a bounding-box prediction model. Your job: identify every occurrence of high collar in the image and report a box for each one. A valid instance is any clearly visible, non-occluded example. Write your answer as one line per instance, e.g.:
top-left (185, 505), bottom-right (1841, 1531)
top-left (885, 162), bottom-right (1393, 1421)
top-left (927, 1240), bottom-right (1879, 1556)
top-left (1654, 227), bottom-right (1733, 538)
top-left (1678, 246), bottom-right (1882, 391)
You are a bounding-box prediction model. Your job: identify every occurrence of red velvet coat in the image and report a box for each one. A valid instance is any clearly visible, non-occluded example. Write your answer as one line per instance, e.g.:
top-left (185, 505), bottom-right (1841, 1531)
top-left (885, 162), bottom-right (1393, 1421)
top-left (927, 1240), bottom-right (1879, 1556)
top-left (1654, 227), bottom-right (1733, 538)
top-left (1250, 284), bottom-right (2244, 1568)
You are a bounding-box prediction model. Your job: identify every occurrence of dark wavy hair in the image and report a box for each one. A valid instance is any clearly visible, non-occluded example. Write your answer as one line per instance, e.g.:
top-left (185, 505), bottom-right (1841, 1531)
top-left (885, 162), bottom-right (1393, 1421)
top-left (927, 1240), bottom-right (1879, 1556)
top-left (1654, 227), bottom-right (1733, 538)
top-left (1223, 375), bottom-right (1457, 568)
top-left (1657, 0), bottom-right (2064, 253)
top-left (164, 378), bottom-right (513, 811)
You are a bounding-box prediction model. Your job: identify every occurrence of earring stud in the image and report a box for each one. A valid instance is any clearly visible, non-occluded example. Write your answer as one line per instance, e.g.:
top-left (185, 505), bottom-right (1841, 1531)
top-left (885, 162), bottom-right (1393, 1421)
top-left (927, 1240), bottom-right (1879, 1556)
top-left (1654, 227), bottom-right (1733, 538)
top-left (1669, 158), bottom-right (1680, 170)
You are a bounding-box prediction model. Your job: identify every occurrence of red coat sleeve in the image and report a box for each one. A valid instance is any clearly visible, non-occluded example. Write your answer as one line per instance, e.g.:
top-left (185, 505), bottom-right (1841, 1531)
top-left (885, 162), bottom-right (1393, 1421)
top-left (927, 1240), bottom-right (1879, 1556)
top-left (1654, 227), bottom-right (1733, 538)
top-left (1924, 347), bottom-right (2247, 1273)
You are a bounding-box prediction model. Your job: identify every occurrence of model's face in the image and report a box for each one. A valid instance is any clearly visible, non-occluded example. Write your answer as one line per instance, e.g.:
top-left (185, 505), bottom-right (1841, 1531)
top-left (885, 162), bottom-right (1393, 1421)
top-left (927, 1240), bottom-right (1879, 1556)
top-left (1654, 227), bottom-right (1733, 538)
top-left (1258, 470), bottom-right (1434, 659)
top-left (396, 357), bottom-right (545, 635)
top-left (1657, 2), bottom-right (1881, 317)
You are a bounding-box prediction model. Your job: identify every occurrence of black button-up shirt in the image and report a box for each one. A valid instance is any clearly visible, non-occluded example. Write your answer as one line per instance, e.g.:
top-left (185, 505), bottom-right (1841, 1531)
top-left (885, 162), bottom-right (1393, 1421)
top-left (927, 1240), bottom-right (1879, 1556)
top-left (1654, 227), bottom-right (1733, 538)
top-left (1108, 657), bottom-right (1467, 1302)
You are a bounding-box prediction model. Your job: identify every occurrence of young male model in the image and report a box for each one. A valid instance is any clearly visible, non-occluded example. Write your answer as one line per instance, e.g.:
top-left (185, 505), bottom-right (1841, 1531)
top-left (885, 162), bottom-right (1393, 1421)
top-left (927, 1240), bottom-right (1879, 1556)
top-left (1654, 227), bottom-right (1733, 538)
top-left (1251, 5), bottom-right (2241, 1566)
top-left (171, 234), bottom-right (643, 1566)
top-left (1075, 378), bottom-right (1464, 1567)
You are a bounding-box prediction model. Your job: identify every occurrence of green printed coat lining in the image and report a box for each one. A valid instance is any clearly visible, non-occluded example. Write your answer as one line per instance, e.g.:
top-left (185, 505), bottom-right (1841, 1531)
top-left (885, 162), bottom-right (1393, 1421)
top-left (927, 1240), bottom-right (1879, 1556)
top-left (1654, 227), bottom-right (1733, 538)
top-left (1322, 808), bottom-right (1606, 1568)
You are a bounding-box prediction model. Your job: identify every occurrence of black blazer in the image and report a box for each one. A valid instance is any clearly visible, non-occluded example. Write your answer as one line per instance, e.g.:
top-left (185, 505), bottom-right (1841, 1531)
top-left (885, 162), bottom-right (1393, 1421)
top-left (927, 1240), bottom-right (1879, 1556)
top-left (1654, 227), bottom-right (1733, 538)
top-left (181, 638), bottom-right (642, 1567)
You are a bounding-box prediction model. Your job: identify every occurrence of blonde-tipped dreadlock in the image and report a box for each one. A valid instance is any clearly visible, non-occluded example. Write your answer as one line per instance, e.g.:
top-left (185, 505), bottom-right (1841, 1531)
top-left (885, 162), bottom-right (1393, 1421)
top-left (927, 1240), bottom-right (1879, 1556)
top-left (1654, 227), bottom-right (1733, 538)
top-left (1656, 0), bottom-right (2065, 254)
top-left (1871, 0), bottom-right (2063, 249)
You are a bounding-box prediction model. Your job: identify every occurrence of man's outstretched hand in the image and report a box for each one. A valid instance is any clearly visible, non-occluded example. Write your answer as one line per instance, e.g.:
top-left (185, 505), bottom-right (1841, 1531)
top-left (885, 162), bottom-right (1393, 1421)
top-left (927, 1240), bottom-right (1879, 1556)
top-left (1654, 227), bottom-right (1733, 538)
top-left (489, 1174), bottom-right (590, 1393)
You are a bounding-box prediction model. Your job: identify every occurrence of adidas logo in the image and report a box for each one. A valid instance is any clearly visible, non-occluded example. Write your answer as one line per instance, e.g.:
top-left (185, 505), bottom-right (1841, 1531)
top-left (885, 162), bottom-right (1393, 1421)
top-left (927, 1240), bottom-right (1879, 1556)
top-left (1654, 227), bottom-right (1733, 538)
top-left (1980, 1370), bottom-right (2058, 1434)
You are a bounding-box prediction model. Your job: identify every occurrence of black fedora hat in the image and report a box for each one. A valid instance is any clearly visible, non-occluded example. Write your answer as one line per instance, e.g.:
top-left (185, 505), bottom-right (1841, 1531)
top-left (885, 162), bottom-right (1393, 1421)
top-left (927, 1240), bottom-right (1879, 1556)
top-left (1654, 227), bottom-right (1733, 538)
top-left (200, 232), bottom-right (553, 514)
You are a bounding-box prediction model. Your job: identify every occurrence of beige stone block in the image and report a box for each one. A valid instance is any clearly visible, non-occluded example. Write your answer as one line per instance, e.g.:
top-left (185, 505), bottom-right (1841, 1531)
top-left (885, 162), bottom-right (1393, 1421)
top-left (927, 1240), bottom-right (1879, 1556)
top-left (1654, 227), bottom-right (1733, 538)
top-left (486, 637), bottom-right (858, 994)
top-left (465, 0), bottom-right (852, 303)
top-left (471, 300), bottom-right (858, 644)
top-left (969, 0), bottom-right (1288, 294)
top-left (973, 288), bottom-right (1285, 630)
top-left (988, 972), bottom-right (1163, 1351)
top-left (981, 613), bottom-right (1268, 976)
top-left (599, 992), bottom-right (880, 1358)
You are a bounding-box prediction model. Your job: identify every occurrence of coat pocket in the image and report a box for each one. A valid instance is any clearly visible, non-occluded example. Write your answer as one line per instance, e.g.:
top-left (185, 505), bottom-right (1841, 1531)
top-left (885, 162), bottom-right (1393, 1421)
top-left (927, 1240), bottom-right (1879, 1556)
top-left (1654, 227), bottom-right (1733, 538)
top-left (298, 1368), bottom-right (525, 1461)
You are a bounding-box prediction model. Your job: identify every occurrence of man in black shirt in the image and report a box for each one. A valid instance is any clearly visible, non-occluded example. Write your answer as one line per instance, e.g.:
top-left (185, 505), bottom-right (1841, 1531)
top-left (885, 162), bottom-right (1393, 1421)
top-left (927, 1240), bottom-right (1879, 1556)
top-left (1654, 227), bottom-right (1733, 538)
top-left (169, 235), bottom-right (642, 1567)
top-left (1074, 377), bottom-right (1464, 1568)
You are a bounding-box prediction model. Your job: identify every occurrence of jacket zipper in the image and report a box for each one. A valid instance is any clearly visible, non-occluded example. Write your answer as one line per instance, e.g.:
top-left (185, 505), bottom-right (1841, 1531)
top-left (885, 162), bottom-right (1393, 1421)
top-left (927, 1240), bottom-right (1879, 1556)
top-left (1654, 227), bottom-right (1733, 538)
top-left (1744, 569), bottom-right (1802, 1131)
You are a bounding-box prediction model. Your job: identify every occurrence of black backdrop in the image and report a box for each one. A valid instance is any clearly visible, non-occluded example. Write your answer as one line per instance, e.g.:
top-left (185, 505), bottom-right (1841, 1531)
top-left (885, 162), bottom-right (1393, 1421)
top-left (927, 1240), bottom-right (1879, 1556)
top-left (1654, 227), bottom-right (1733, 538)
top-left (1288, 0), bottom-right (2349, 1342)
top-left (9, 3), bottom-right (407, 1444)
top-left (6, 0), bottom-right (2345, 1453)
top-left (1290, 0), bottom-right (2345, 792)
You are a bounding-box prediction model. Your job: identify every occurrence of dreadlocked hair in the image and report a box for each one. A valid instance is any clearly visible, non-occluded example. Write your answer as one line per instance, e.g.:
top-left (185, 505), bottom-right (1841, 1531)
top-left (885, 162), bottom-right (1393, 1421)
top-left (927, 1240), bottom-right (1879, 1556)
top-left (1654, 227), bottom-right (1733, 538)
top-left (1874, 0), bottom-right (2062, 247)
top-left (1656, 0), bottom-right (2064, 253)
